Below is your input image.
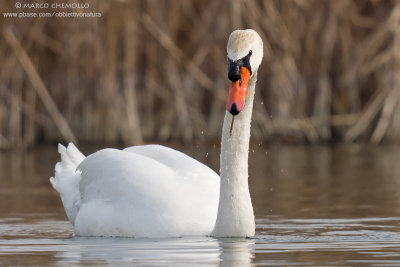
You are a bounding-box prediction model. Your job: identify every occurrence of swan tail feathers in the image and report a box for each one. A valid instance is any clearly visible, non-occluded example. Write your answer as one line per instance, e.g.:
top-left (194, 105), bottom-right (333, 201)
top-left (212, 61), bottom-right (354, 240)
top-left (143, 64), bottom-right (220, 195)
top-left (50, 143), bottom-right (85, 226)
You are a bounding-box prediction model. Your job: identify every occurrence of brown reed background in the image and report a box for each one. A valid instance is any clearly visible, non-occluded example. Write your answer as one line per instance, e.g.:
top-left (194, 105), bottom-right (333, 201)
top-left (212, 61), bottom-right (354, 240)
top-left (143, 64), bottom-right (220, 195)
top-left (1, 0), bottom-right (400, 149)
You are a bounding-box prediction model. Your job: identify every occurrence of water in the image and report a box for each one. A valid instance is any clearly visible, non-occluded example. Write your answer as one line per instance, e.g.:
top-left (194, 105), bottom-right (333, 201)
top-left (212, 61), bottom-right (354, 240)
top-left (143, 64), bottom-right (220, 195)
top-left (1, 144), bottom-right (400, 266)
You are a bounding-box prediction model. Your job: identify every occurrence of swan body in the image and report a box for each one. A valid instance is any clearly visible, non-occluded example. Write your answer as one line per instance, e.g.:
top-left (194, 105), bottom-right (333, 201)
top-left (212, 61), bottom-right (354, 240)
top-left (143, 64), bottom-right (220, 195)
top-left (51, 29), bottom-right (263, 238)
top-left (51, 144), bottom-right (219, 237)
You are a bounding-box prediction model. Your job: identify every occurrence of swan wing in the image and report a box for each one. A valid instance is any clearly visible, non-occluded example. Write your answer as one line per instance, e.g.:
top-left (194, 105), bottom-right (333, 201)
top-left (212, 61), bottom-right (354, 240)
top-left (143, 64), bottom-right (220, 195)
top-left (123, 144), bottom-right (214, 176)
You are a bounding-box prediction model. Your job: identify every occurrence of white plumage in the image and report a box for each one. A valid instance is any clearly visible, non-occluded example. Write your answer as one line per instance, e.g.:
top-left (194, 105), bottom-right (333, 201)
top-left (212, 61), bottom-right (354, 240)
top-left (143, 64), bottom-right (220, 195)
top-left (51, 143), bottom-right (219, 237)
top-left (50, 29), bottom-right (263, 238)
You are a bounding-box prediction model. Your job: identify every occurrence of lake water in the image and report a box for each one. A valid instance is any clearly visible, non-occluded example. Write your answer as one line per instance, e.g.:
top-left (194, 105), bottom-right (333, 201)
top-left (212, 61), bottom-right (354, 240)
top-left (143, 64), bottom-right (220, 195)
top-left (0, 144), bottom-right (400, 266)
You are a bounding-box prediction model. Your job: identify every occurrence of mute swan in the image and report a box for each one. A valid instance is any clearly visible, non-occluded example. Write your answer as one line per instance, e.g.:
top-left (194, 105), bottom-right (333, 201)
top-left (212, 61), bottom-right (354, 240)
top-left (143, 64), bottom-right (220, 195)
top-left (50, 29), bottom-right (263, 238)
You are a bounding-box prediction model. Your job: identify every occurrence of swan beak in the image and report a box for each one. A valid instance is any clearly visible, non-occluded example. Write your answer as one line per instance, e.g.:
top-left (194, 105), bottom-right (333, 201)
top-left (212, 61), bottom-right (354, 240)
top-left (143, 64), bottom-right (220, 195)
top-left (226, 67), bottom-right (251, 115)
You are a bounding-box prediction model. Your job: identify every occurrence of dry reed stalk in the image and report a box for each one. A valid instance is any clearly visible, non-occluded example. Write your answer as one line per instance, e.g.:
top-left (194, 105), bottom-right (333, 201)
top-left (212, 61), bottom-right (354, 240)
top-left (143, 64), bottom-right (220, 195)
top-left (121, 5), bottom-right (143, 145)
top-left (23, 78), bottom-right (37, 147)
top-left (344, 88), bottom-right (389, 142)
top-left (3, 28), bottom-right (77, 143)
top-left (371, 87), bottom-right (399, 143)
top-left (10, 67), bottom-right (23, 148)
top-left (103, 6), bottom-right (119, 143)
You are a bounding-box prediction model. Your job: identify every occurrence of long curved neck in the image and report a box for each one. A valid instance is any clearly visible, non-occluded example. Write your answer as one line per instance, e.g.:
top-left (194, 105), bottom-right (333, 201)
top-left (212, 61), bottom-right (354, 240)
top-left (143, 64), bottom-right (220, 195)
top-left (212, 71), bottom-right (257, 237)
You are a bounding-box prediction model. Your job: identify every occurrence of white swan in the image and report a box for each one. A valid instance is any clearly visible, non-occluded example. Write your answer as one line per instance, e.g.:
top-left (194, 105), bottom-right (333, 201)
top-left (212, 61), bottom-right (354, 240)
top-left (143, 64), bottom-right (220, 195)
top-left (50, 29), bottom-right (263, 238)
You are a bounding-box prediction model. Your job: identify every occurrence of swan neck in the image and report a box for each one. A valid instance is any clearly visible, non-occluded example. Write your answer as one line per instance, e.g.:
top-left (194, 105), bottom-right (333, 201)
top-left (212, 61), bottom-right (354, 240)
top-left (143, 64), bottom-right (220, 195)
top-left (212, 71), bottom-right (257, 237)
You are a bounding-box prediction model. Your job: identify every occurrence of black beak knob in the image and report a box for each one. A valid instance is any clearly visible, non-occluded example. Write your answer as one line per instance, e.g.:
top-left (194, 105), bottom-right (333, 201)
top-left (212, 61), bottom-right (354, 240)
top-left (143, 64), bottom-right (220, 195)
top-left (228, 61), bottom-right (240, 82)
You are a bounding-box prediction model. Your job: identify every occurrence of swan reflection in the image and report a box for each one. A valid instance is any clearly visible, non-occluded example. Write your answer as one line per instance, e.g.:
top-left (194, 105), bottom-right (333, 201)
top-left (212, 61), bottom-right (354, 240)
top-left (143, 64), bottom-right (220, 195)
top-left (218, 238), bottom-right (255, 267)
top-left (52, 236), bottom-right (254, 266)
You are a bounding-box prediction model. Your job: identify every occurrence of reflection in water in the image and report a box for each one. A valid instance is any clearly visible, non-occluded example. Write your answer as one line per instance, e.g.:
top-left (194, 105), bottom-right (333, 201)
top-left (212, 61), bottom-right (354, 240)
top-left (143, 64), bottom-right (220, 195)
top-left (63, 237), bottom-right (255, 267)
top-left (1, 144), bottom-right (400, 266)
top-left (58, 237), bottom-right (221, 266)
top-left (0, 217), bottom-right (255, 266)
top-left (1, 216), bottom-right (400, 266)
top-left (218, 238), bottom-right (254, 267)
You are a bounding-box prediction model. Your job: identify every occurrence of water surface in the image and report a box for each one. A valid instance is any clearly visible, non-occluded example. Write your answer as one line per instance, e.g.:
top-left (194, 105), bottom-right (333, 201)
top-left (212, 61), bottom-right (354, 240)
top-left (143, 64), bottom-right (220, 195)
top-left (1, 144), bottom-right (400, 266)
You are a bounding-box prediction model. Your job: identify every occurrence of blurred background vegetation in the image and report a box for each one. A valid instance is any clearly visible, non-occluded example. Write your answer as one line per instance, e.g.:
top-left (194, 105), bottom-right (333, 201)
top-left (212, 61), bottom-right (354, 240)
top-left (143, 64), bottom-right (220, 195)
top-left (1, 0), bottom-right (400, 149)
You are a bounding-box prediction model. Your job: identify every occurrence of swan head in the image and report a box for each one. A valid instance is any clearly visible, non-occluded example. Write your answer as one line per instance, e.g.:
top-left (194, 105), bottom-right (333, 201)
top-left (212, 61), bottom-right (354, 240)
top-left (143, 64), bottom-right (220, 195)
top-left (226, 29), bottom-right (263, 115)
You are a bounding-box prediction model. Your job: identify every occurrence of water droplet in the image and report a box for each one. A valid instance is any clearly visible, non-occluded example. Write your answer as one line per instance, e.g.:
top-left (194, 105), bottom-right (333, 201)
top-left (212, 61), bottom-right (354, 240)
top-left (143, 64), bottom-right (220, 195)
top-left (205, 152), bottom-right (209, 157)
top-left (261, 101), bottom-right (264, 105)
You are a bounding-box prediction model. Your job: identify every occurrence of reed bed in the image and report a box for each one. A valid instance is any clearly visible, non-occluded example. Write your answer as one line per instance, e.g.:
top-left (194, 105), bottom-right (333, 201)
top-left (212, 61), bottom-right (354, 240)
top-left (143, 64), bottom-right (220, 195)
top-left (1, 0), bottom-right (400, 149)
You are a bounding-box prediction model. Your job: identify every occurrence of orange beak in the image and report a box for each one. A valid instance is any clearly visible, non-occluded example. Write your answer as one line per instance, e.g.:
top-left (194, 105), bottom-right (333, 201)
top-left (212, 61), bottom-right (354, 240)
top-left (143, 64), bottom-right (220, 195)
top-left (226, 67), bottom-right (251, 115)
